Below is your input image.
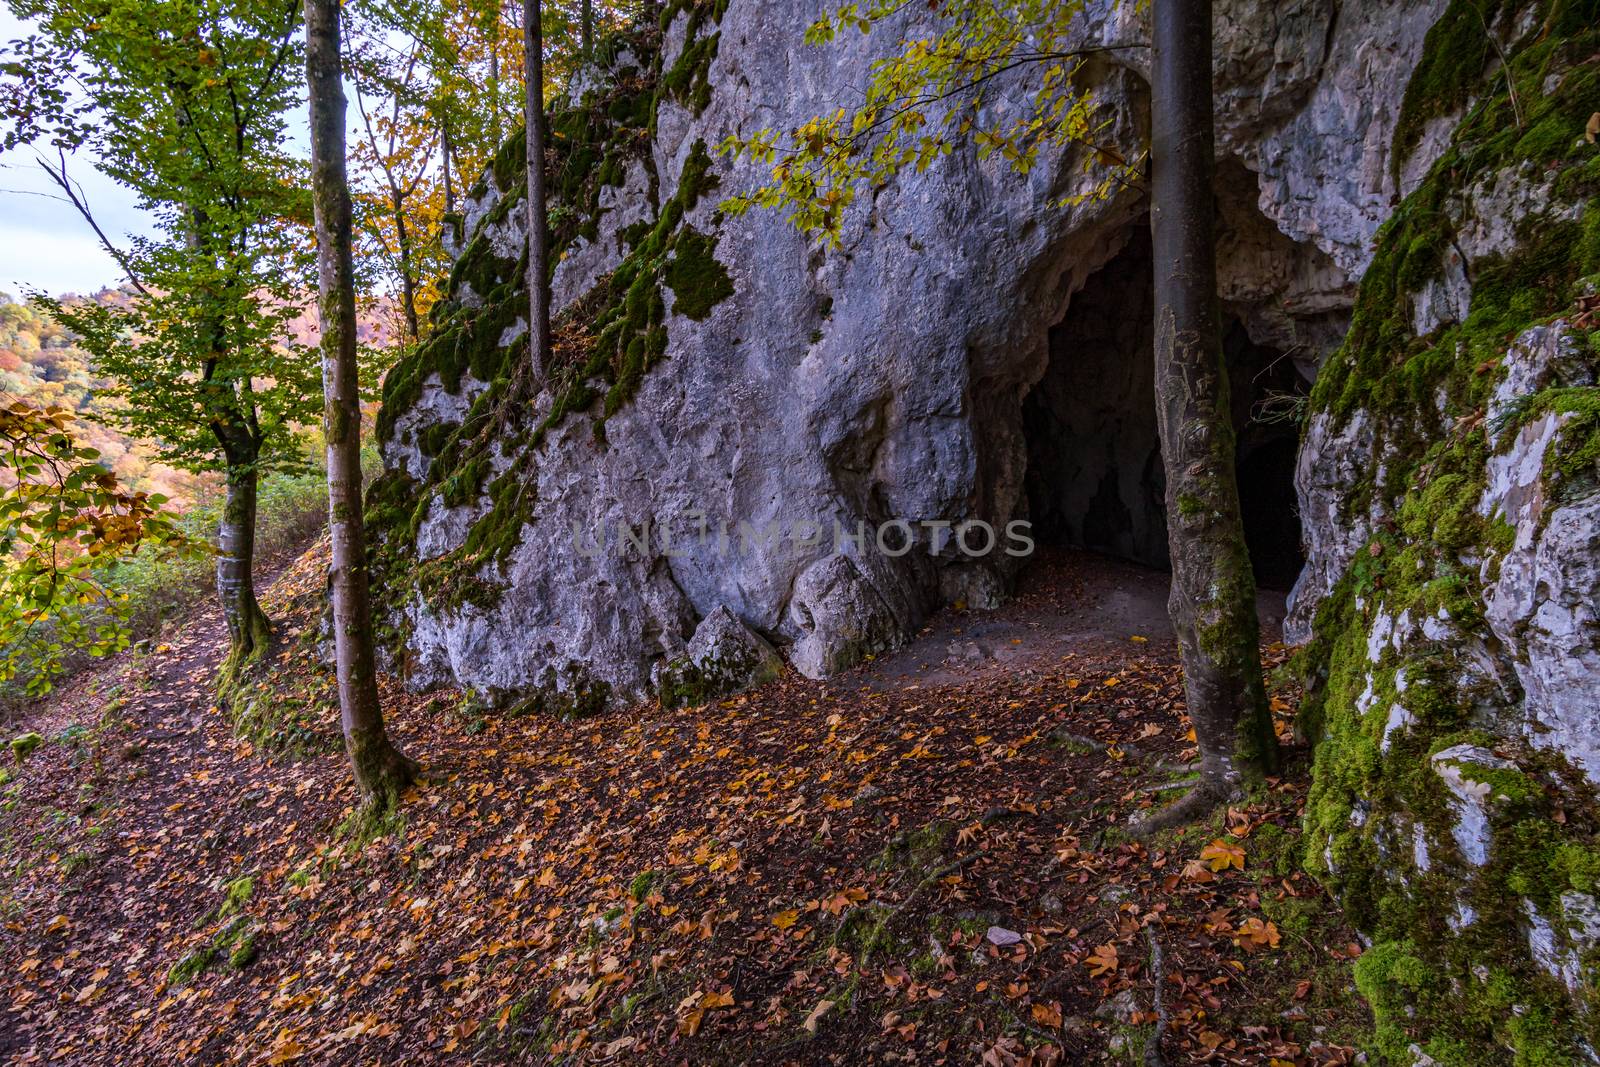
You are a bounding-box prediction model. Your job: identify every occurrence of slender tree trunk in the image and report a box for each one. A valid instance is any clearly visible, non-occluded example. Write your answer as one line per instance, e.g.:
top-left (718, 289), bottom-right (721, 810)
top-left (216, 454), bottom-right (271, 686)
top-left (581, 0), bottom-right (593, 55)
top-left (1143, 0), bottom-right (1275, 827)
top-left (489, 36), bottom-right (501, 139)
top-left (305, 0), bottom-right (416, 807)
top-left (391, 185), bottom-right (421, 341)
top-left (442, 126), bottom-right (456, 217)
top-left (523, 0), bottom-right (552, 379)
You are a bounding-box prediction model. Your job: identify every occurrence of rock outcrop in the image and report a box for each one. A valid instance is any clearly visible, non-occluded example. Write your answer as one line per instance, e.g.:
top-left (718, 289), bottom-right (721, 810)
top-left (370, 0), bottom-right (1600, 1056)
top-left (371, 0), bottom-right (1428, 709)
top-left (1288, 0), bottom-right (1600, 1058)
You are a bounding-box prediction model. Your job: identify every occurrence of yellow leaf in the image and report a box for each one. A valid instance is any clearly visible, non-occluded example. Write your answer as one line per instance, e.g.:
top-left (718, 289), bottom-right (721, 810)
top-left (772, 909), bottom-right (800, 930)
top-left (1199, 839), bottom-right (1246, 872)
top-left (1235, 917), bottom-right (1281, 951)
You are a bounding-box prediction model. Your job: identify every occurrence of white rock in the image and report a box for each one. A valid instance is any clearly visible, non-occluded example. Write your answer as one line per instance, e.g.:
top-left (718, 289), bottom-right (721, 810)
top-left (1430, 745), bottom-right (1516, 868)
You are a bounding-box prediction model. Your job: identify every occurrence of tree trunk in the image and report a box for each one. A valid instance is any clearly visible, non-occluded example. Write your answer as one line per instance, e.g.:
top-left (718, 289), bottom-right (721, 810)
top-left (489, 34), bottom-right (501, 139)
top-left (442, 126), bottom-right (455, 217)
top-left (215, 456), bottom-right (271, 687)
top-left (581, 0), bottom-right (593, 55)
top-left (305, 0), bottom-right (416, 807)
top-left (523, 0), bottom-right (552, 379)
top-left (1144, 0), bottom-right (1275, 825)
top-left (391, 185), bottom-right (421, 341)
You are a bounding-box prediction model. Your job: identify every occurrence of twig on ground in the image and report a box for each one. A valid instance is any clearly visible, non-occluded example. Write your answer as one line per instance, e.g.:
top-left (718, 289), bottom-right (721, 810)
top-left (1143, 924), bottom-right (1169, 1067)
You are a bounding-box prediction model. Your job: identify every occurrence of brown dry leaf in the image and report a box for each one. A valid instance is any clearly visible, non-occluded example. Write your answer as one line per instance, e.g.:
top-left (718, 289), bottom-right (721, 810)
top-left (822, 887), bottom-right (868, 915)
top-left (804, 998), bottom-right (836, 1033)
top-left (1031, 1001), bottom-right (1063, 1029)
top-left (1235, 917), bottom-right (1282, 951)
top-left (1086, 943), bottom-right (1118, 976)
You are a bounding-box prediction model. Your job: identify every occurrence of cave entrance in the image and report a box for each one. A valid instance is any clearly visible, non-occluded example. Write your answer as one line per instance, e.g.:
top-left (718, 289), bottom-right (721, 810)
top-left (1021, 223), bottom-right (1308, 591)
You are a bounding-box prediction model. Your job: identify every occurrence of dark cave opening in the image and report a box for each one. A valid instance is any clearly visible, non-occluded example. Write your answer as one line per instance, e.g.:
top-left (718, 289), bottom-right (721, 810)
top-left (1021, 224), bottom-right (1309, 591)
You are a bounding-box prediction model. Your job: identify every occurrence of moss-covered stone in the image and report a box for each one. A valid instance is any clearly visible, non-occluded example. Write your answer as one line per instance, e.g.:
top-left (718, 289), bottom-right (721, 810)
top-left (1300, 2), bottom-right (1600, 1059)
top-left (9, 732), bottom-right (43, 763)
top-left (367, 4), bottom-right (735, 663)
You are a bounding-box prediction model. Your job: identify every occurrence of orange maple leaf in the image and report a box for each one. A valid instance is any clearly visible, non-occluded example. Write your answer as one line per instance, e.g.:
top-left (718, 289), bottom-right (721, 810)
top-left (1235, 917), bottom-right (1281, 951)
top-left (1199, 839), bottom-right (1245, 872)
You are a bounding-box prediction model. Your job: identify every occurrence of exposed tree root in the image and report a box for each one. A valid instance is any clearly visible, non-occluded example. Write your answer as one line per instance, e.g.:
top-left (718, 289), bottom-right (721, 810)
top-left (1127, 776), bottom-right (1233, 836)
top-left (1143, 924), bottom-right (1169, 1066)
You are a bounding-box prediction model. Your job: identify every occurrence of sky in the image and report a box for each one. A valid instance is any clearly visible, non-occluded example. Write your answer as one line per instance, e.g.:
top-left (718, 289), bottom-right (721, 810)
top-left (0, 10), bottom-right (331, 299)
top-left (0, 10), bottom-right (155, 297)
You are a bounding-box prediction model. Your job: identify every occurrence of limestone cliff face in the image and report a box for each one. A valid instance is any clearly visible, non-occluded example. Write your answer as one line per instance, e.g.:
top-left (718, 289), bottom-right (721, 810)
top-left (1285, 0), bottom-right (1600, 1059)
top-left (371, 0), bottom-right (1431, 709)
top-left (373, 0), bottom-right (1600, 1054)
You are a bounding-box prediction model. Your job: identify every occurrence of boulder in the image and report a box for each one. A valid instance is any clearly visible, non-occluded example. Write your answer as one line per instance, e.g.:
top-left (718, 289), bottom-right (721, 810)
top-left (656, 605), bottom-right (784, 707)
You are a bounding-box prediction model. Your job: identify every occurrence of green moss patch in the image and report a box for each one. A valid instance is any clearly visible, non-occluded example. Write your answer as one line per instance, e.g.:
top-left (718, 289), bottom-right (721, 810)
top-left (368, 4), bottom-right (735, 653)
top-left (1300, 3), bottom-right (1600, 1059)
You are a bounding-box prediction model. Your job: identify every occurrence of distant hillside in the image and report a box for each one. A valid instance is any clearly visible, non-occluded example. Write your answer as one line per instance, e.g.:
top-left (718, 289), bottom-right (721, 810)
top-left (0, 289), bottom-right (397, 510)
top-left (0, 288), bottom-right (206, 506)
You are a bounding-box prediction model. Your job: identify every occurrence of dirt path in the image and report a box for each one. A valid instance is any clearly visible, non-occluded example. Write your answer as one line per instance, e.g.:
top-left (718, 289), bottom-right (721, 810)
top-left (1, 544), bottom-right (1365, 1066)
top-left (859, 548), bottom-right (1288, 690)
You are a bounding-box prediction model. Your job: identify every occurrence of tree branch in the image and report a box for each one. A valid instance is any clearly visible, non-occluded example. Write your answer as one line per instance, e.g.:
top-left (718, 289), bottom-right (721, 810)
top-left (34, 150), bottom-right (151, 297)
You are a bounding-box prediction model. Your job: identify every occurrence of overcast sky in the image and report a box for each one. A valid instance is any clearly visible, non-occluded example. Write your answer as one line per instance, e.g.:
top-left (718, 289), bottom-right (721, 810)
top-left (0, 10), bottom-right (154, 296)
top-left (0, 10), bottom-right (328, 299)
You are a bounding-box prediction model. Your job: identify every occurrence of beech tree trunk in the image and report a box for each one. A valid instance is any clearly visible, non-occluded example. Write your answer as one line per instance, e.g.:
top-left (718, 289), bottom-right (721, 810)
top-left (305, 0), bottom-right (416, 806)
top-left (442, 126), bottom-right (455, 217)
top-left (581, 0), bottom-right (593, 54)
top-left (1147, 0), bottom-right (1275, 819)
top-left (523, 0), bottom-right (552, 379)
top-left (391, 184), bottom-right (421, 341)
top-left (215, 454), bottom-right (270, 684)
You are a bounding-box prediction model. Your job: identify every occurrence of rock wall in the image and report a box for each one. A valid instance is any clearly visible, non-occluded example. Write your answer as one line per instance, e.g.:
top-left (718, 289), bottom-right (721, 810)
top-left (370, 0), bottom-right (1429, 710)
top-left (1288, 0), bottom-right (1600, 1059)
top-left (369, 0), bottom-right (1600, 1054)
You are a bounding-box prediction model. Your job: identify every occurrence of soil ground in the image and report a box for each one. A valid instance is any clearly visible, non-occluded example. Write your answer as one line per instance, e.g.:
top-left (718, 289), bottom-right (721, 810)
top-left (0, 543), bottom-right (1369, 1065)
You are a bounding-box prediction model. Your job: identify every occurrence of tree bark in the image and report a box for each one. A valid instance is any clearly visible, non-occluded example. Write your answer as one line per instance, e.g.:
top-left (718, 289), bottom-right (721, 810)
top-left (1145, 0), bottom-right (1275, 823)
top-left (581, 0), bottom-right (593, 55)
top-left (442, 125), bottom-right (455, 217)
top-left (305, 0), bottom-right (416, 807)
top-left (215, 455), bottom-right (271, 686)
top-left (391, 184), bottom-right (421, 341)
top-left (523, 0), bottom-right (552, 379)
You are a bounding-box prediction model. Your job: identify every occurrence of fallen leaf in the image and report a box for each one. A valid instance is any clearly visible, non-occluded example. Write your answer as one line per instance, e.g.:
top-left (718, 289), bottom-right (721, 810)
top-left (804, 998), bottom-right (835, 1033)
top-left (1199, 839), bottom-right (1245, 872)
top-left (1086, 943), bottom-right (1118, 976)
top-left (1235, 917), bottom-right (1281, 951)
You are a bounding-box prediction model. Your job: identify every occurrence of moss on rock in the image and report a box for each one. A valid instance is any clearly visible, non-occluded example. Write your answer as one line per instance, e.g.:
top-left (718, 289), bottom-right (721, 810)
top-left (367, 3), bottom-right (735, 661)
top-left (1300, 2), bottom-right (1600, 1059)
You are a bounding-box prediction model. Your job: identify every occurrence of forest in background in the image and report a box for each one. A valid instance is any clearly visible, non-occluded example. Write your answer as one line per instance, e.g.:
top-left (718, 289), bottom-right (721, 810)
top-left (0, 287), bottom-right (398, 705)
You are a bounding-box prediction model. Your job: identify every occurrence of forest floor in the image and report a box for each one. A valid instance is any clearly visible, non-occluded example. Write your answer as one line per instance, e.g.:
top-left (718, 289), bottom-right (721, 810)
top-left (0, 542), bottom-right (1372, 1066)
